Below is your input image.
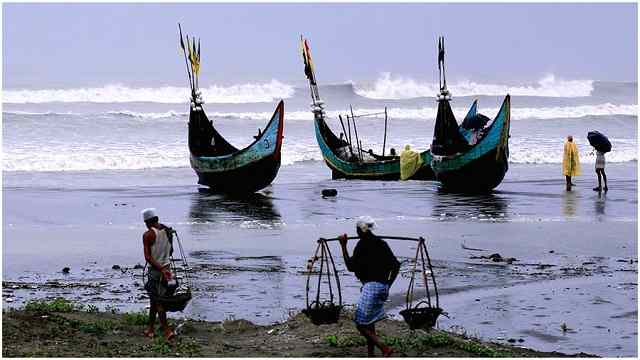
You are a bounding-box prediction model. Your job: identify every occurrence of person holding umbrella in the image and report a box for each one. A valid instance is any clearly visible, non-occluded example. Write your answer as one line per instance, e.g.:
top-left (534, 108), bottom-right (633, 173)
top-left (562, 135), bottom-right (581, 191)
top-left (588, 131), bottom-right (611, 192)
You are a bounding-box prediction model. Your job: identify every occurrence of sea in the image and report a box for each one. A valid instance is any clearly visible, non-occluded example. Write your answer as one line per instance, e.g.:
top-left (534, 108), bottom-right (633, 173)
top-left (2, 75), bottom-right (638, 356)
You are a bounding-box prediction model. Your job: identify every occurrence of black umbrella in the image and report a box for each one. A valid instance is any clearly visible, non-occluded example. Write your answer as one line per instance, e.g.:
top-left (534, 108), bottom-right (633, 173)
top-left (587, 131), bottom-right (612, 153)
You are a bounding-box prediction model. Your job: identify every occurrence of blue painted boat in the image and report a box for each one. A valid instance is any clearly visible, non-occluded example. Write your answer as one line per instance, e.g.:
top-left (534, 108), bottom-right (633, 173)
top-left (430, 95), bottom-right (511, 192)
top-left (314, 114), bottom-right (434, 180)
top-left (179, 27), bottom-right (285, 194)
top-left (300, 35), bottom-right (434, 181)
top-left (429, 36), bottom-right (510, 193)
top-left (188, 100), bottom-right (285, 193)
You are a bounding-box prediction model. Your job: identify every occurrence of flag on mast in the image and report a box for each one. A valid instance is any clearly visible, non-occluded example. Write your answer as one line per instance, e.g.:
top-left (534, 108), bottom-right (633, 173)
top-left (300, 36), bottom-right (317, 85)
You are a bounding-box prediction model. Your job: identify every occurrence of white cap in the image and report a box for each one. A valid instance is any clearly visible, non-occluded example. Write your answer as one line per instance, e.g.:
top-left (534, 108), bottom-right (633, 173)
top-left (356, 216), bottom-right (376, 233)
top-left (141, 208), bottom-right (158, 222)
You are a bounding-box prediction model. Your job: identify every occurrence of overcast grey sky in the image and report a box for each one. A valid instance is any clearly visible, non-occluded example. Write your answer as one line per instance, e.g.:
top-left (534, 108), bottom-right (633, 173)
top-left (2, 2), bottom-right (637, 88)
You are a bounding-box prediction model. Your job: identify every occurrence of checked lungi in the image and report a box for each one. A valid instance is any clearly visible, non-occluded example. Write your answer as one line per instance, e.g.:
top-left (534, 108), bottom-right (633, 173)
top-left (354, 281), bottom-right (390, 325)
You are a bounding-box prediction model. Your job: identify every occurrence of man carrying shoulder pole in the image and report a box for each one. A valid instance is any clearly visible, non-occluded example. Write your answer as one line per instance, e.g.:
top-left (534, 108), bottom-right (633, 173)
top-left (141, 208), bottom-right (176, 341)
top-left (338, 216), bottom-right (400, 357)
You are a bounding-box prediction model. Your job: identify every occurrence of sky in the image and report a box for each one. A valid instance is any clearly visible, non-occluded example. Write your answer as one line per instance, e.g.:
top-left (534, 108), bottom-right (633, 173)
top-left (2, 2), bottom-right (638, 88)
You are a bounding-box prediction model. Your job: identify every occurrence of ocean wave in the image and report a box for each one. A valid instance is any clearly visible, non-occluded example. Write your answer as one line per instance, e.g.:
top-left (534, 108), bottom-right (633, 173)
top-left (4, 103), bottom-right (636, 122)
top-left (2, 80), bottom-right (294, 104)
top-left (354, 73), bottom-right (595, 99)
top-left (3, 139), bottom-right (636, 173)
top-left (106, 110), bottom-right (186, 119)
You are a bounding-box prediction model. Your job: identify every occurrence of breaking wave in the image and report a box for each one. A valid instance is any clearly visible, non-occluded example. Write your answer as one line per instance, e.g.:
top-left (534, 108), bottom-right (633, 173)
top-left (4, 103), bottom-right (635, 122)
top-left (2, 140), bottom-right (636, 173)
top-left (354, 73), bottom-right (595, 99)
top-left (2, 80), bottom-right (294, 104)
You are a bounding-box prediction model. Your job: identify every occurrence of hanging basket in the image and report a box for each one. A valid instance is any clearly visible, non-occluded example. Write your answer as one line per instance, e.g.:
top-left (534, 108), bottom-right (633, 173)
top-left (303, 239), bottom-right (343, 325)
top-left (154, 290), bottom-right (192, 313)
top-left (402, 237), bottom-right (442, 330)
top-left (302, 300), bottom-right (343, 325)
top-left (400, 301), bottom-right (443, 330)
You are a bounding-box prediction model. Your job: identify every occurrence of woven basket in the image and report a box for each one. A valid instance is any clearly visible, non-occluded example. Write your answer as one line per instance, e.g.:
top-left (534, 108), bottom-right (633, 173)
top-left (154, 291), bottom-right (192, 313)
top-left (303, 302), bottom-right (342, 325)
top-left (399, 306), bottom-right (442, 330)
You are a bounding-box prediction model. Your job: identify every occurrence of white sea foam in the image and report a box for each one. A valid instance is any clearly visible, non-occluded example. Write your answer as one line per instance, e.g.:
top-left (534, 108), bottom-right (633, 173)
top-left (3, 137), bottom-right (636, 173)
top-left (355, 73), bottom-right (595, 99)
top-left (4, 103), bottom-right (636, 122)
top-left (2, 80), bottom-right (294, 104)
top-left (4, 103), bottom-right (635, 123)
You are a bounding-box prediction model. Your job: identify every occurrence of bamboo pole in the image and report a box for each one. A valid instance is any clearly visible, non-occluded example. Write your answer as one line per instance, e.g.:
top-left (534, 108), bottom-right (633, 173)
top-left (350, 106), bottom-right (362, 161)
top-left (382, 107), bottom-right (388, 156)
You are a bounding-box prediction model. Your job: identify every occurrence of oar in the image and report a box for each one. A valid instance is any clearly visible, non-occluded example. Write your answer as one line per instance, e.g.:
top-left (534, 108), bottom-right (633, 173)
top-left (178, 23), bottom-right (193, 94)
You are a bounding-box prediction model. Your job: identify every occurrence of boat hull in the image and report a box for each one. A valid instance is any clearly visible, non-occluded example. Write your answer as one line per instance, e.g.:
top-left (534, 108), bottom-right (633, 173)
top-left (190, 101), bottom-right (284, 194)
top-left (433, 147), bottom-right (508, 192)
top-left (314, 118), bottom-right (434, 181)
top-left (193, 153), bottom-right (281, 194)
top-left (431, 95), bottom-right (511, 193)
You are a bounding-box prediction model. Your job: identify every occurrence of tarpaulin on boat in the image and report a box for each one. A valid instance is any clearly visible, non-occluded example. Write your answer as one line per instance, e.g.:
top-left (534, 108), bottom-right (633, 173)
top-left (431, 99), bottom-right (470, 156)
top-left (400, 145), bottom-right (424, 180)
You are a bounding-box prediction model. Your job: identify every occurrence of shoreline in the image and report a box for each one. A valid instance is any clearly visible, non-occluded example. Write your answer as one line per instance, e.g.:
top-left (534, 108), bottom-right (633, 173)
top-left (2, 298), bottom-right (597, 357)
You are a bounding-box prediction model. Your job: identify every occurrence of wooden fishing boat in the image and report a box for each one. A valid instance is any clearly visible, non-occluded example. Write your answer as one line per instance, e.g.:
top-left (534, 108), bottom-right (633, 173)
top-left (179, 26), bottom-right (284, 193)
top-left (314, 112), bottom-right (434, 180)
top-left (430, 96), bottom-right (510, 192)
top-left (300, 36), bottom-right (434, 180)
top-left (429, 36), bottom-right (510, 192)
top-left (188, 101), bottom-right (284, 193)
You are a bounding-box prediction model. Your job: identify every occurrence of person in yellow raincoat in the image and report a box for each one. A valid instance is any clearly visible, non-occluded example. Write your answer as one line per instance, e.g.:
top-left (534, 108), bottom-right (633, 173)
top-left (562, 135), bottom-right (581, 190)
top-left (400, 145), bottom-right (423, 180)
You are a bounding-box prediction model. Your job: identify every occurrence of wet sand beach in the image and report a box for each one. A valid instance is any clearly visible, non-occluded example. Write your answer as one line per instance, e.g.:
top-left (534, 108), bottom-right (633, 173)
top-left (3, 161), bottom-right (637, 356)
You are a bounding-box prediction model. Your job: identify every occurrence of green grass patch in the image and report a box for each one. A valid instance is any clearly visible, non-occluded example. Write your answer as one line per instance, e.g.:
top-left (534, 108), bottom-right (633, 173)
top-left (24, 297), bottom-right (75, 313)
top-left (455, 340), bottom-right (512, 357)
top-left (149, 337), bottom-right (172, 355)
top-left (78, 320), bottom-right (118, 336)
top-left (123, 310), bottom-right (150, 326)
top-left (324, 334), bottom-right (367, 348)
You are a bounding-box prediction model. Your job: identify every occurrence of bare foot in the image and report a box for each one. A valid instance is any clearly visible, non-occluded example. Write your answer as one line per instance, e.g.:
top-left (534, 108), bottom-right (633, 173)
top-left (164, 328), bottom-right (176, 341)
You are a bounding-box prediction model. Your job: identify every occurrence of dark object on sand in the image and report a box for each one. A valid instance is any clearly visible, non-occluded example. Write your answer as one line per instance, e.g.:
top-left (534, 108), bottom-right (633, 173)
top-left (303, 238), bottom-right (342, 325)
top-left (321, 189), bottom-right (338, 197)
top-left (587, 131), bottom-right (611, 153)
top-left (180, 27), bottom-right (284, 194)
top-left (143, 229), bottom-right (193, 313)
top-left (430, 38), bottom-right (511, 193)
top-left (300, 35), bottom-right (434, 181)
top-left (112, 265), bottom-right (121, 270)
top-left (62, 267), bottom-right (70, 274)
top-left (133, 264), bottom-right (144, 270)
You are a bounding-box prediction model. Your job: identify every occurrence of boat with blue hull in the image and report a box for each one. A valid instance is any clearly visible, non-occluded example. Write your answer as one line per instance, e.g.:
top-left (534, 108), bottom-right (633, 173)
top-left (188, 100), bottom-right (284, 193)
top-left (301, 35), bottom-right (434, 181)
top-left (430, 96), bottom-right (511, 192)
top-left (180, 26), bottom-right (284, 194)
top-left (429, 36), bottom-right (510, 193)
top-left (314, 115), bottom-right (434, 180)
